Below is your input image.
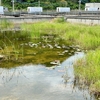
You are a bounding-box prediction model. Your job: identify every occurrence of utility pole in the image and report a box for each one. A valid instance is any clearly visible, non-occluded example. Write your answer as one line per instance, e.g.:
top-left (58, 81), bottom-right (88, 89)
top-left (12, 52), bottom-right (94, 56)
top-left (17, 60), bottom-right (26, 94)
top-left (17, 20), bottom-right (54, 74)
top-left (38, 0), bottom-right (40, 7)
top-left (79, 0), bottom-right (81, 11)
top-left (12, 0), bottom-right (15, 13)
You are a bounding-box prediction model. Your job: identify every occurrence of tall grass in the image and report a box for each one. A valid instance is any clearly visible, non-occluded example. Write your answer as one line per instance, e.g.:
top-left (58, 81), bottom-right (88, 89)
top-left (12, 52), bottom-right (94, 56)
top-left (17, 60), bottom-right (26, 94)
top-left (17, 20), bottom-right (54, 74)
top-left (1, 18), bottom-right (100, 50)
top-left (0, 20), bottom-right (31, 61)
top-left (0, 19), bottom-right (13, 29)
top-left (74, 49), bottom-right (100, 94)
top-left (1, 18), bottom-right (99, 51)
top-left (21, 20), bottom-right (100, 50)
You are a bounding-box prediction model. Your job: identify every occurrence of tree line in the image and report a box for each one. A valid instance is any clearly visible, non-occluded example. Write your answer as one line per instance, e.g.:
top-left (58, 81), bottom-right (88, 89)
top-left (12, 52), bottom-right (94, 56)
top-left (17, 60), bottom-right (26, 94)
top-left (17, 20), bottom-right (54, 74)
top-left (2, 0), bottom-right (100, 10)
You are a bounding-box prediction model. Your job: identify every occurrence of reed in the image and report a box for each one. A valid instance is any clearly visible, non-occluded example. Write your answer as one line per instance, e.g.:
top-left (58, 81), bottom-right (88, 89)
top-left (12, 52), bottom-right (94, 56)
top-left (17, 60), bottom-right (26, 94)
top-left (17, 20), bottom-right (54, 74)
top-left (21, 22), bottom-right (42, 38)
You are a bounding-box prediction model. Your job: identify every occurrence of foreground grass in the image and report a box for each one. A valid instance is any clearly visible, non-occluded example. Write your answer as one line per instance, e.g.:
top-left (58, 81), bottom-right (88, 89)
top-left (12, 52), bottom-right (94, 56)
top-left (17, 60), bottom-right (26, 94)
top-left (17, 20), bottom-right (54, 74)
top-left (74, 49), bottom-right (100, 96)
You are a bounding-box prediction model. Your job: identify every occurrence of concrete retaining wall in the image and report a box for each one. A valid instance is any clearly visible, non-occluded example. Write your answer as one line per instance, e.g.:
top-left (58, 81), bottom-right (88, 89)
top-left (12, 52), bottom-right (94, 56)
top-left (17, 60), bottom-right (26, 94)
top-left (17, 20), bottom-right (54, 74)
top-left (1, 16), bottom-right (100, 25)
top-left (67, 18), bottom-right (100, 25)
top-left (0, 17), bottom-right (54, 23)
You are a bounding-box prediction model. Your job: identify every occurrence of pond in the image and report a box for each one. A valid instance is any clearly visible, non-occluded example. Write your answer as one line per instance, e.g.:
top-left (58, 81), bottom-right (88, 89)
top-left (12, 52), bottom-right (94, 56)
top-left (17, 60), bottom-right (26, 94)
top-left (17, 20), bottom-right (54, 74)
top-left (0, 52), bottom-right (95, 100)
top-left (0, 32), bottom-right (97, 100)
top-left (0, 33), bottom-right (82, 68)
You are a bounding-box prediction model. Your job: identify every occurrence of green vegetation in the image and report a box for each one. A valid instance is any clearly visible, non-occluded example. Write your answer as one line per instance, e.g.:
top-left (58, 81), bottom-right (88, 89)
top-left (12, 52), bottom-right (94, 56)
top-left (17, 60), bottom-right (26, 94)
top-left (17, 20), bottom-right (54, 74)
top-left (74, 49), bottom-right (100, 97)
top-left (1, 18), bottom-right (100, 97)
top-left (2, 0), bottom-right (90, 10)
top-left (0, 20), bottom-right (13, 29)
top-left (22, 19), bottom-right (100, 97)
top-left (0, 19), bottom-right (77, 68)
top-left (21, 19), bottom-right (100, 49)
top-left (2, 0), bottom-right (100, 10)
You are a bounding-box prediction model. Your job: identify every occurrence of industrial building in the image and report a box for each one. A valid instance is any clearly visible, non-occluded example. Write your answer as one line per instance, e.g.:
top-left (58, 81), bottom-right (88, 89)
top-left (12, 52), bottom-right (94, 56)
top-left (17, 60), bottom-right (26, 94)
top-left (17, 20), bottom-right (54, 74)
top-left (85, 3), bottom-right (100, 11)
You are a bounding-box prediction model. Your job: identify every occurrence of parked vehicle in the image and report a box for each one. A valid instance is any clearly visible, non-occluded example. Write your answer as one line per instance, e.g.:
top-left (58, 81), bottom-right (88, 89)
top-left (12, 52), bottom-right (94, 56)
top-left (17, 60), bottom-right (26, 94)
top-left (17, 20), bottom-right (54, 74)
top-left (0, 6), bottom-right (4, 14)
top-left (56, 7), bottom-right (70, 12)
top-left (27, 7), bottom-right (43, 13)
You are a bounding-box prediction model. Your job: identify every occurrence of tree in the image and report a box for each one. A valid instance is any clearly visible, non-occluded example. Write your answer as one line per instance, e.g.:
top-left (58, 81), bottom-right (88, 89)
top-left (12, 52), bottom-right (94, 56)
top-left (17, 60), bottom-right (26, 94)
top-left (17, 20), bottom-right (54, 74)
top-left (59, 0), bottom-right (67, 7)
top-left (81, 0), bottom-right (89, 3)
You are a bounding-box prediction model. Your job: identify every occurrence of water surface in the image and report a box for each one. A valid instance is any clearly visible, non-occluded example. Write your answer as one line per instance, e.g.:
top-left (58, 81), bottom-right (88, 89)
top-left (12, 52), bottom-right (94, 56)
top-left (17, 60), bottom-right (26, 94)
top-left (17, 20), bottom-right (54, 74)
top-left (0, 52), bottom-right (95, 100)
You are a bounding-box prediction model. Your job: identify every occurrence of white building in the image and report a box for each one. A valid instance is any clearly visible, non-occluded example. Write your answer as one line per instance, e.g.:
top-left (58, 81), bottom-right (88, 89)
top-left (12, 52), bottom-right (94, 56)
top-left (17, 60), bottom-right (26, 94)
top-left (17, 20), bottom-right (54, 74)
top-left (85, 3), bottom-right (100, 11)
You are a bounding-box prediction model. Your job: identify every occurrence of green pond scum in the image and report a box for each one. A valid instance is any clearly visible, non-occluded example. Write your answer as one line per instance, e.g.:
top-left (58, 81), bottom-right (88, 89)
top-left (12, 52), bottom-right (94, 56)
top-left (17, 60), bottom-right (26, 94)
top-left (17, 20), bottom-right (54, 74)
top-left (0, 31), bottom-right (80, 68)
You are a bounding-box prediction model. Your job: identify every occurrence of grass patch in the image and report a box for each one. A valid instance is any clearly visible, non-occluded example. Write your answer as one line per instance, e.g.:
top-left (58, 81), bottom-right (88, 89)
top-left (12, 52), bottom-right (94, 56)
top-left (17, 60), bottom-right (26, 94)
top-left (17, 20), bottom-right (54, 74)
top-left (21, 20), bottom-right (100, 50)
top-left (74, 49), bottom-right (100, 97)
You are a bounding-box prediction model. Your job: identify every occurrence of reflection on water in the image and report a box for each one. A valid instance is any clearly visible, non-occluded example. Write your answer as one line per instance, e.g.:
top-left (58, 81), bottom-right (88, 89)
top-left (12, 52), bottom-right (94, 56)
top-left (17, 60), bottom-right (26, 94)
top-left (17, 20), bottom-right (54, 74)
top-left (0, 52), bottom-right (95, 100)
